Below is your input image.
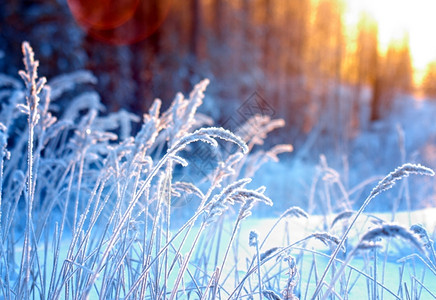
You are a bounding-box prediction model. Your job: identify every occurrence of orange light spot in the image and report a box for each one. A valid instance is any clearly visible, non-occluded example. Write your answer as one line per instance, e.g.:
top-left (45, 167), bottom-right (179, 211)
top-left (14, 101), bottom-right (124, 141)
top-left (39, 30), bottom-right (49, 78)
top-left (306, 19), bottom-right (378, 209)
top-left (68, 0), bottom-right (173, 45)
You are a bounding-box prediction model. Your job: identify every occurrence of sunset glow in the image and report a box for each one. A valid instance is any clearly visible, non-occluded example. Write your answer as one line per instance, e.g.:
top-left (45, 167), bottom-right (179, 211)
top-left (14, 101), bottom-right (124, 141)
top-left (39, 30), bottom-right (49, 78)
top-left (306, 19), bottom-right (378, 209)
top-left (345, 0), bottom-right (436, 85)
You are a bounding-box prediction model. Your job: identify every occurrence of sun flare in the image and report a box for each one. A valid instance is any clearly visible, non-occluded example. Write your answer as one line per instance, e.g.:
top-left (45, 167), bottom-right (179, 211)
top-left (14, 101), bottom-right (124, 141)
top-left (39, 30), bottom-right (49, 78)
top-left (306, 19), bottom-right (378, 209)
top-left (345, 0), bottom-right (436, 86)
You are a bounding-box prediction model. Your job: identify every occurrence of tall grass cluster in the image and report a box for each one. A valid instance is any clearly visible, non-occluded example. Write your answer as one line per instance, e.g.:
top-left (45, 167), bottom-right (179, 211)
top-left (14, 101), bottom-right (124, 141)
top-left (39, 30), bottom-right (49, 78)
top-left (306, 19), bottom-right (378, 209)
top-left (0, 42), bottom-right (435, 299)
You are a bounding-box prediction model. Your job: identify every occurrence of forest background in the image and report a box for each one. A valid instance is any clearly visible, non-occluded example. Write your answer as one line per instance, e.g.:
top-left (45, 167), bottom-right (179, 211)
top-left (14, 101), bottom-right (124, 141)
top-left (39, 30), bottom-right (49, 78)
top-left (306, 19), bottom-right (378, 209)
top-left (1, 0), bottom-right (436, 179)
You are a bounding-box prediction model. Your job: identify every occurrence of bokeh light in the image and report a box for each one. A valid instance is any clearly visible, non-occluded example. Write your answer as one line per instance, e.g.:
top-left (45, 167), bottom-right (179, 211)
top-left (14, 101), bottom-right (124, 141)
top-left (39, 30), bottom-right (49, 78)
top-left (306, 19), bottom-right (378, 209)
top-left (68, 0), bottom-right (173, 45)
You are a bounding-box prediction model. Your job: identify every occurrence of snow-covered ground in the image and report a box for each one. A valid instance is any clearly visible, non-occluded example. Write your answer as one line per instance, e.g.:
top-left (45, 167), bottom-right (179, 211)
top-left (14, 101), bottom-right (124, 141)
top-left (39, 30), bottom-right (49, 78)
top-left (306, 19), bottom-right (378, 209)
top-left (206, 207), bottom-right (436, 298)
top-left (21, 207), bottom-right (435, 299)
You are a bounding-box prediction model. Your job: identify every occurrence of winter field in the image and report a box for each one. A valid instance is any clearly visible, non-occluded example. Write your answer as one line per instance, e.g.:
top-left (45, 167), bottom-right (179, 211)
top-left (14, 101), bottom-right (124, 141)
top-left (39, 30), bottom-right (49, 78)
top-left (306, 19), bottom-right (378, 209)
top-left (1, 42), bottom-right (436, 300)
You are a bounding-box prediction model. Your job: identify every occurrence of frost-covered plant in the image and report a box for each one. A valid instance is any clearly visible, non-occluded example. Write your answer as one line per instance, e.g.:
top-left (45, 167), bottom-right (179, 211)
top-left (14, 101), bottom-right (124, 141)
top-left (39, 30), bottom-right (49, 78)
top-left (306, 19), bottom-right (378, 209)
top-left (0, 42), bottom-right (280, 299)
top-left (313, 163), bottom-right (435, 299)
top-left (322, 223), bottom-right (427, 300)
top-left (16, 41), bottom-right (48, 298)
top-left (1, 41), bottom-right (435, 300)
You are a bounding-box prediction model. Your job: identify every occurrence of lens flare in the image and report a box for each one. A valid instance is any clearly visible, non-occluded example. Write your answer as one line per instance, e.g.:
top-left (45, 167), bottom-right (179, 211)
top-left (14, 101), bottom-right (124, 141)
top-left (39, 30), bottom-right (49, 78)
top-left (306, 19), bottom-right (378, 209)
top-left (68, 0), bottom-right (172, 45)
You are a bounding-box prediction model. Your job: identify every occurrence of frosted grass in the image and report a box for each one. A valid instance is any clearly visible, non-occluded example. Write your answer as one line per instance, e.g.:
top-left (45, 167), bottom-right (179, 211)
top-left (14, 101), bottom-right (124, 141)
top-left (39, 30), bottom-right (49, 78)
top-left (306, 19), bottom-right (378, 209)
top-left (0, 42), bottom-right (435, 299)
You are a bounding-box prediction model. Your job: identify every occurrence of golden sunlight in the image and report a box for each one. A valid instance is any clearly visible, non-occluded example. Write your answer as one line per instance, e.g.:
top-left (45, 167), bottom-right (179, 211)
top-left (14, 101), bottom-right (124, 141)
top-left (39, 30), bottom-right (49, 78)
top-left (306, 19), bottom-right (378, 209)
top-left (344, 0), bottom-right (436, 86)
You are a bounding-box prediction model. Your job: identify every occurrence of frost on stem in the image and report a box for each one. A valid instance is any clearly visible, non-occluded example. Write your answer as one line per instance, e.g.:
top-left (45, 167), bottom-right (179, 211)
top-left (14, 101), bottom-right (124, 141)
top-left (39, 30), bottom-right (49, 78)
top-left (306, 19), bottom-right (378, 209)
top-left (369, 163), bottom-right (434, 199)
top-left (165, 79), bottom-right (210, 144)
top-left (282, 256), bottom-right (299, 300)
top-left (281, 206), bottom-right (309, 219)
top-left (198, 127), bottom-right (248, 154)
top-left (212, 152), bottom-right (245, 187)
top-left (18, 41), bottom-right (47, 126)
top-left (170, 127), bottom-right (248, 156)
top-left (172, 181), bottom-right (204, 199)
top-left (214, 178), bottom-right (252, 205)
top-left (236, 115), bottom-right (285, 147)
top-left (205, 178), bottom-right (251, 224)
top-left (233, 188), bottom-right (273, 207)
top-left (266, 144), bottom-right (293, 162)
top-left (205, 178), bottom-right (272, 224)
top-left (17, 40), bottom-right (48, 298)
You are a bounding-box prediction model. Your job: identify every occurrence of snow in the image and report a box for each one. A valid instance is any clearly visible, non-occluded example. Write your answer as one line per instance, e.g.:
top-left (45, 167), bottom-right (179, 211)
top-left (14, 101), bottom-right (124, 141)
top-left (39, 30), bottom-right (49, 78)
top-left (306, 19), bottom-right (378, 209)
top-left (20, 207), bottom-right (435, 299)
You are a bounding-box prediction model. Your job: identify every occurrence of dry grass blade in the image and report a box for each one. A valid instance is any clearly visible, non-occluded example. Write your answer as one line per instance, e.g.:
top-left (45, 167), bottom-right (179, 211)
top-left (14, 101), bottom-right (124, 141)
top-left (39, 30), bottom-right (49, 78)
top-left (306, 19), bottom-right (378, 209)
top-left (249, 230), bottom-right (259, 247)
top-left (266, 144), bottom-right (293, 162)
top-left (238, 198), bottom-right (255, 221)
top-left (260, 247), bottom-right (280, 262)
top-left (283, 206), bottom-right (309, 219)
top-left (259, 206), bottom-right (308, 250)
top-left (172, 181), bottom-right (204, 199)
top-left (198, 127), bottom-right (248, 154)
top-left (310, 232), bottom-right (345, 252)
top-left (263, 289), bottom-right (282, 300)
top-left (212, 178), bottom-right (252, 207)
top-left (233, 189), bottom-right (273, 206)
top-left (410, 223), bottom-right (436, 269)
top-left (360, 224), bottom-right (424, 253)
top-left (357, 241), bottom-right (383, 250)
top-left (331, 210), bottom-right (354, 228)
top-left (410, 224), bottom-right (429, 239)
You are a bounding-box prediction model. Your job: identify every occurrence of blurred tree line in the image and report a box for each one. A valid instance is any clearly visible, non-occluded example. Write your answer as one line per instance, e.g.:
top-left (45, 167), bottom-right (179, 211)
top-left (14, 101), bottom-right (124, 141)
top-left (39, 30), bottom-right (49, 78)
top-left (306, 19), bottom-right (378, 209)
top-left (423, 62), bottom-right (436, 98)
top-left (0, 0), bottom-right (419, 154)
